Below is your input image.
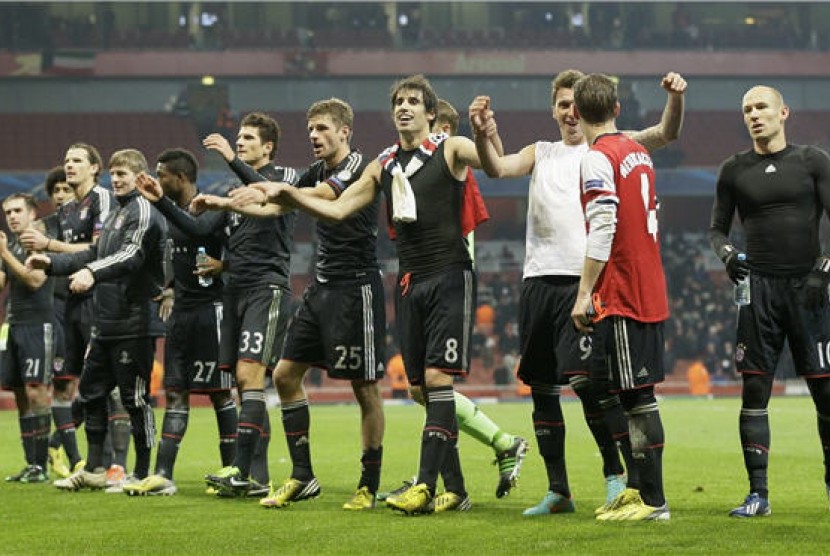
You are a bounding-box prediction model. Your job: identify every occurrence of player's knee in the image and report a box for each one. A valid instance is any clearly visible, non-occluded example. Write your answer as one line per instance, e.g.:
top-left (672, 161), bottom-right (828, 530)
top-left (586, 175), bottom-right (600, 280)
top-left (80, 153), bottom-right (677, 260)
top-left (741, 373), bottom-right (773, 409)
top-left (209, 390), bottom-right (234, 410)
top-left (408, 385), bottom-right (425, 406)
top-left (619, 387), bottom-right (656, 413)
top-left (166, 389), bottom-right (189, 410)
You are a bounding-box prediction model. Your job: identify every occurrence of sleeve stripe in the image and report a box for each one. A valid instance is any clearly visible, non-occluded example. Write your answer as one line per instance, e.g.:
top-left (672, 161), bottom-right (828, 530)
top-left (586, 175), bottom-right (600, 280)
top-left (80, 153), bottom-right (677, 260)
top-left (87, 198), bottom-right (150, 272)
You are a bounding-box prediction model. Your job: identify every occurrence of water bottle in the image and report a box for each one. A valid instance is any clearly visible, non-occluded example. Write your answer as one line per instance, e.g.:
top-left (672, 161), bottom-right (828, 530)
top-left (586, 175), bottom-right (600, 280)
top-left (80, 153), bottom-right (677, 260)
top-left (733, 253), bottom-right (750, 306)
top-left (196, 246), bottom-right (213, 288)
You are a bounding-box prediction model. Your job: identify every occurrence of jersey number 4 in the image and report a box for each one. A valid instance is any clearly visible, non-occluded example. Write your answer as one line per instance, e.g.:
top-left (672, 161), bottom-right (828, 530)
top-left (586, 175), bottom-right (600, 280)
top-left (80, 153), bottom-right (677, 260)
top-left (640, 173), bottom-right (658, 242)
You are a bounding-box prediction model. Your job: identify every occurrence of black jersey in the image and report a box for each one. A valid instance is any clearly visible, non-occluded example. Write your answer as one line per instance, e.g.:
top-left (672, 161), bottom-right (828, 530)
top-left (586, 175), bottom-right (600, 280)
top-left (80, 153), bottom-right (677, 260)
top-left (41, 213), bottom-right (69, 302)
top-left (297, 151), bottom-right (379, 280)
top-left (155, 160), bottom-right (298, 292)
top-left (58, 184), bottom-right (115, 299)
top-left (380, 142), bottom-right (470, 275)
top-left (166, 195), bottom-right (224, 311)
top-left (1, 238), bottom-right (53, 325)
top-left (710, 144), bottom-right (830, 277)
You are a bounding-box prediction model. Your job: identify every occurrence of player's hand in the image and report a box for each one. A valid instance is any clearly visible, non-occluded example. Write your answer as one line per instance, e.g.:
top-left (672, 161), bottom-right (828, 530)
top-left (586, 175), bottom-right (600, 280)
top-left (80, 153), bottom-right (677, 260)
top-left (203, 133), bottom-right (235, 162)
top-left (69, 268), bottom-right (95, 293)
top-left (195, 254), bottom-right (223, 277)
top-left (154, 288), bottom-right (174, 322)
top-left (468, 96), bottom-right (494, 136)
top-left (19, 228), bottom-right (49, 251)
top-left (803, 257), bottom-right (830, 309)
top-left (228, 185), bottom-right (267, 208)
top-left (571, 292), bottom-right (595, 334)
top-left (661, 72), bottom-right (687, 96)
top-left (724, 251), bottom-right (750, 284)
top-left (191, 194), bottom-right (227, 214)
top-left (25, 253), bottom-right (51, 270)
top-left (135, 173), bottom-right (163, 202)
top-left (0, 231), bottom-right (8, 254)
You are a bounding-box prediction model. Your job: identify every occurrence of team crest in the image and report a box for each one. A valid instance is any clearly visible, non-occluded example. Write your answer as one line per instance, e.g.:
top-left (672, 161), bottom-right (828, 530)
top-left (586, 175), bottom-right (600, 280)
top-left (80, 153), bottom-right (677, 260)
top-left (735, 343), bottom-right (746, 363)
top-left (336, 170), bottom-right (352, 182)
top-left (119, 350), bottom-right (132, 365)
top-left (79, 207), bottom-right (89, 220)
top-left (114, 214), bottom-right (126, 230)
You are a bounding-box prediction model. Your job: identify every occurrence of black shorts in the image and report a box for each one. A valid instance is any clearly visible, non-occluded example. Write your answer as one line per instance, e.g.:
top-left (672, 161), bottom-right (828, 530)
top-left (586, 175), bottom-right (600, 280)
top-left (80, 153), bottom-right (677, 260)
top-left (735, 274), bottom-right (830, 377)
top-left (589, 316), bottom-right (665, 392)
top-left (219, 285), bottom-right (291, 371)
top-left (79, 336), bottom-right (154, 405)
top-left (59, 295), bottom-right (93, 380)
top-left (395, 267), bottom-right (476, 386)
top-left (0, 323), bottom-right (55, 388)
top-left (165, 302), bottom-right (232, 393)
top-left (517, 277), bottom-right (592, 386)
top-left (282, 272), bottom-right (386, 381)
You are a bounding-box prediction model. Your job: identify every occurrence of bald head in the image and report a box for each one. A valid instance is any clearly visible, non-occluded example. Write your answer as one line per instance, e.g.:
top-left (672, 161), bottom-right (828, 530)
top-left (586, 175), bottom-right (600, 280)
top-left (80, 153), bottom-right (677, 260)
top-left (742, 85), bottom-right (785, 110)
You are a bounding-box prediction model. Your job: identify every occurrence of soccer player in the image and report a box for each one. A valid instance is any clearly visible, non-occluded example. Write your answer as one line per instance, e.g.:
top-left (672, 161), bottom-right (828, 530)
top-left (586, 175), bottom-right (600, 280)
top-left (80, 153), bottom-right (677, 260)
top-left (39, 167), bottom-right (75, 478)
top-left (570, 73), bottom-right (670, 521)
top-left (29, 149), bottom-right (167, 491)
top-left (136, 112), bottom-right (298, 497)
top-left (239, 74), bottom-right (487, 515)
top-left (224, 98), bottom-right (386, 510)
top-left (1, 193), bottom-right (55, 483)
top-left (123, 148), bottom-right (236, 496)
top-left (469, 71), bottom-right (685, 516)
top-left (709, 85), bottom-right (830, 517)
top-left (20, 144), bottom-right (117, 480)
top-left (378, 99), bottom-right (529, 502)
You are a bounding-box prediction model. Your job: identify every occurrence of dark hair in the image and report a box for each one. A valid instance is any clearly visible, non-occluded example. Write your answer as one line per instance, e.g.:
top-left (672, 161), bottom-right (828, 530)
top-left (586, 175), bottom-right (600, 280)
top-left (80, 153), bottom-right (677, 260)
top-left (45, 166), bottom-right (67, 197)
top-left (390, 74), bottom-right (438, 125)
top-left (66, 142), bottom-right (103, 180)
top-left (240, 112), bottom-right (281, 160)
top-left (3, 192), bottom-right (38, 212)
top-left (157, 148), bottom-right (199, 183)
top-left (435, 99), bottom-right (459, 136)
top-left (551, 69), bottom-right (585, 106)
top-left (573, 73), bottom-right (618, 125)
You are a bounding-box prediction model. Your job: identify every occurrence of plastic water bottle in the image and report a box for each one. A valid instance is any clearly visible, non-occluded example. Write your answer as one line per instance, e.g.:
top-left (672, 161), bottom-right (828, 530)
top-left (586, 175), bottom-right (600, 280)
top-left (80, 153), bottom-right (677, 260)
top-left (196, 247), bottom-right (213, 288)
top-left (733, 253), bottom-right (750, 306)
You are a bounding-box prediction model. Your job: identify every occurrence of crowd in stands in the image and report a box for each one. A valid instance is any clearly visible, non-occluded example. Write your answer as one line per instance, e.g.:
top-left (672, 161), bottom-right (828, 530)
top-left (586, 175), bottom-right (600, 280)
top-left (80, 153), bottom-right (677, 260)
top-left (2, 2), bottom-right (828, 54)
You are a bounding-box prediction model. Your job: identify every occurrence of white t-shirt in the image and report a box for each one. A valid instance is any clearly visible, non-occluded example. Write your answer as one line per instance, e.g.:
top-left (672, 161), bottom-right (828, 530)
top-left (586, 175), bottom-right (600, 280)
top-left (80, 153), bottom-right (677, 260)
top-left (523, 140), bottom-right (588, 279)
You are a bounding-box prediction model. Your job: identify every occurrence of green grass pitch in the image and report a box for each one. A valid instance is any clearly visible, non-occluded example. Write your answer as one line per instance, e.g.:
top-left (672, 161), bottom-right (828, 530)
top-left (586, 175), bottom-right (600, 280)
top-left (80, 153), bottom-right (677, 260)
top-left (2, 396), bottom-right (830, 554)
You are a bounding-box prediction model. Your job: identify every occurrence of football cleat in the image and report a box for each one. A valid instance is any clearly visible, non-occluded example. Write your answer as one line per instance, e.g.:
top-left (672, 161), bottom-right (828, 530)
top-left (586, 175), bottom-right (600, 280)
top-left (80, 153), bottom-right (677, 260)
top-left (523, 491), bottom-right (575, 516)
top-left (123, 474), bottom-right (178, 496)
top-left (54, 468), bottom-right (108, 491)
top-left (494, 437), bottom-right (529, 498)
top-left (595, 487), bottom-right (642, 517)
top-left (386, 483), bottom-right (433, 515)
top-left (343, 486), bottom-right (376, 510)
top-left (204, 466), bottom-right (240, 489)
top-left (729, 493), bottom-right (771, 518)
top-left (375, 477), bottom-right (415, 502)
top-left (19, 465), bottom-right (49, 484)
top-left (431, 491), bottom-right (471, 513)
top-left (49, 447), bottom-right (72, 479)
top-left (105, 473), bottom-right (139, 494)
top-left (5, 466), bottom-right (30, 482)
top-left (105, 464), bottom-right (126, 486)
top-left (599, 501), bottom-right (671, 521)
top-left (260, 477), bottom-right (321, 508)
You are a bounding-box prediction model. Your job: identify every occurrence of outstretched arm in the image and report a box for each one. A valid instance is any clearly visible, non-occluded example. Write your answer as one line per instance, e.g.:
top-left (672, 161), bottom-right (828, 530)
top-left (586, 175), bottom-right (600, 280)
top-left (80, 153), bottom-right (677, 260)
top-left (469, 95), bottom-right (534, 178)
top-left (626, 72), bottom-right (687, 152)
top-left (273, 161), bottom-right (381, 223)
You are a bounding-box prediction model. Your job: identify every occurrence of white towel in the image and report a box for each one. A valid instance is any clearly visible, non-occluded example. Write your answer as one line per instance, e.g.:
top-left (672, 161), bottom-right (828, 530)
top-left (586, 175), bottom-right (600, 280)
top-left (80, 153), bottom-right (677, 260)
top-left (390, 165), bottom-right (417, 223)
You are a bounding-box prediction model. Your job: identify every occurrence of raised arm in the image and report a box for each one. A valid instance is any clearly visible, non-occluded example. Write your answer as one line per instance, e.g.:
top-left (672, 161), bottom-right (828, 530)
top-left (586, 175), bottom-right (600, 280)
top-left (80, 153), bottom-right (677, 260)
top-left (626, 72), bottom-right (687, 152)
top-left (0, 232), bottom-right (46, 291)
top-left (274, 161), bottom-right (381, 223)
top-left (469, 95), bottom-right (535, 178)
